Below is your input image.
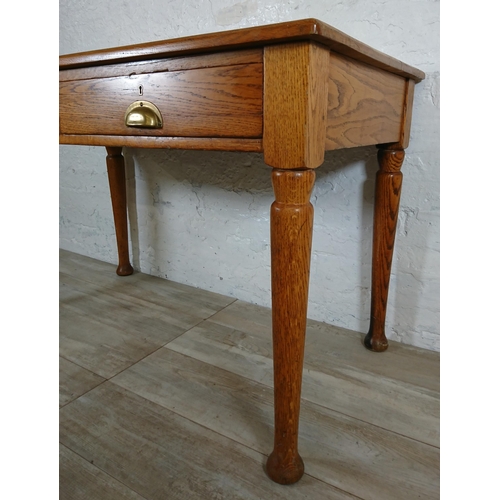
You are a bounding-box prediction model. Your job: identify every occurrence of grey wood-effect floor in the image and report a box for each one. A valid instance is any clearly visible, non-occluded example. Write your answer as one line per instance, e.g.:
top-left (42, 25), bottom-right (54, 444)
top-left (59, 249), bottom-right (439, 500)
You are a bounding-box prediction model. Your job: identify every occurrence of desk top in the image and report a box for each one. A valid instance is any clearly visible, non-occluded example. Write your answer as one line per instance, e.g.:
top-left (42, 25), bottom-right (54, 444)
top-left (59, 18), bottom-right (424, 82)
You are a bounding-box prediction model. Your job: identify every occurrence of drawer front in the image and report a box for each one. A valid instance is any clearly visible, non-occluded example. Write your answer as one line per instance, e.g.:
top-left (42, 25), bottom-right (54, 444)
top-left (60, 63), bottom-right (263, 138)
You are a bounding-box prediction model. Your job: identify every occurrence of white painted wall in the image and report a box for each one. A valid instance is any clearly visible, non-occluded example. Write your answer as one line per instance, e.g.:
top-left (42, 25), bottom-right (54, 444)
top-left (59, 0), bottom-right (440, 351)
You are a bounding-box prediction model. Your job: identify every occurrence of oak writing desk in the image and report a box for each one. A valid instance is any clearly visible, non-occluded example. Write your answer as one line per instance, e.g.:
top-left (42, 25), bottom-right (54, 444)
top-left (59, 18), bottom-right (424, 485)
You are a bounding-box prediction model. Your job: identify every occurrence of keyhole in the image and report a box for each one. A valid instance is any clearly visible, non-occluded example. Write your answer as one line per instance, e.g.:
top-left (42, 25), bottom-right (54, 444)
top-left (139, 85), bottom-right (143, 96)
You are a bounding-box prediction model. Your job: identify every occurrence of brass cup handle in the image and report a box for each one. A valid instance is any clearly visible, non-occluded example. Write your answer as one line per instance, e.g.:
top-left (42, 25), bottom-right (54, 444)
top-left (124, 100), bottom-right (163, 128)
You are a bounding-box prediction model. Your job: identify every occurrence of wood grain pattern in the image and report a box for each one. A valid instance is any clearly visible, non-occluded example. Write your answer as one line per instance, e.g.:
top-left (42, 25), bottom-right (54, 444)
top-left (59, 48), bottom-right (263, 81)
top-left (167, 308), bottom-right (439, 446)
top-left (59, 272), bottom-right (235, 352)
top-left (365, 147), bottom-right (405, 352)
top-left (59, 249), bottom-right (234, 317)
top-left (59, 357), bottom-right (105, 407)
top-left (60, 382), bottom-right (355, 500)
top-left (111, 348), bottom-right (439, 499)
top-left (59, 260), bottom-right (233, 378)
top-left (262, 42), bottom-right (331, 483)
top-left (59, 305), bottom-right (165, 379)
top-left (59, 19), bottom-right (424, 82)
top-left (263, 42), bottom-right (329, 169)
top-left (105, 147), bottom-right (133, 276)
top-left (266, 169), bottom-right (315, 484)
top-left (59, 17), bottom-right (426, 489)
top-left (59, 250), bottom-right (439, 499)
top-left (59, 134), bottom-right (263, 151)
top-left (60, 444), bottom-right (147, 500)
top-left (59, 272), bottom-right (188, 343)
top-left (399, 78), bottom-right (416, 149)
top-left (60, 63), bottom-right (263, 138)
top-left (325, 52), bottom-right (406, 150)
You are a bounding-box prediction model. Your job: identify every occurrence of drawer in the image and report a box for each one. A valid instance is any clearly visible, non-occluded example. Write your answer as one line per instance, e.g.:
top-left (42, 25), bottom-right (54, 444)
top-left (59, 61), bottom-right (263, 138)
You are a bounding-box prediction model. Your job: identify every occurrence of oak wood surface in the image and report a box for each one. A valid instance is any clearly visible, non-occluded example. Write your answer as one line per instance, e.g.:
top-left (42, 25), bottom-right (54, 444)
top-left (59, 16), bottom-right (426, 490)
top-left (398, 78), bottom-right (416, 149)
top-left (59, 19), bottom-right (424, 82)
top-left (262, 41), bottom-right (331, 483)
top-left (365, 147), bottom-right (405, 352)
top-left (60, 63), bottom-right (263, 138)
top-left (105, 147), bottom-right (133, 276)
top-left (59, 135), bottom-right (263, 151)
top-left (266, 169), bottom-right (316, 484)
top-left (59, 48), bottom-right (263, 82)
top-left (325, 52), bottom-right (406, 150)
top-left (263, 42), bottom-right (330, 169)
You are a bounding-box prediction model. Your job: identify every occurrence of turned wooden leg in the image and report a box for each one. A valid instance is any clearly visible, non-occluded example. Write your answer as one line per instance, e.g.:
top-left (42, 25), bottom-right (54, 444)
top-left (266, 168), bottom-right (315, 485)
top-left (364, 146), bottom-right (405, 352)
top-left (105, 147), bottom-right (133, 276)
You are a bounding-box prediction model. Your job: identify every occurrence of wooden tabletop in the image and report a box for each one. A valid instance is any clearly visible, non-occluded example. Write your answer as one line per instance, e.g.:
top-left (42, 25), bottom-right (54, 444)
top-left (59, 18), bottom-right (424, 82)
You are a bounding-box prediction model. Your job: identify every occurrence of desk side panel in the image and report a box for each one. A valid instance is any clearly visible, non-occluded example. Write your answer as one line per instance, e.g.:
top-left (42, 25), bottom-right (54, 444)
top-left (325, 52), bottom-right (406, 150)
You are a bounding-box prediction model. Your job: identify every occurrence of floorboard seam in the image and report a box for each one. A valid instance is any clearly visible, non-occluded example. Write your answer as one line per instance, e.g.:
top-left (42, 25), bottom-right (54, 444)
top-left (161, 297), bottom-right (239, 348)
top-left (84, 300), bottom-right (238, 386)
top-left (101, 381), bottom-right (361, 500)
top-left (59, 442), bottom-right (150, 500)
top-left (159, 346), bottom-right (440, 450)
top-left (60, 251), bottom-right (439, 498)
top-left (59, 354), bottom-right (103, 377)
top-left (59, 377), bottom-right (108, 409)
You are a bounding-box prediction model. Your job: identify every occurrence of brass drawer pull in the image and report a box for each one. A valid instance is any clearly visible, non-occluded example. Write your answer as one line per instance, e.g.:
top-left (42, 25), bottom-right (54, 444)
top-left (124, 100), bottom-right (163, 128)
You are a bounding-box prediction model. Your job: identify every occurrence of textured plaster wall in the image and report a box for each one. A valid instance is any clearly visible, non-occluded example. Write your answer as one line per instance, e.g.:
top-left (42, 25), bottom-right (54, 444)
top-left (59, 0), bottom-right (440, 351)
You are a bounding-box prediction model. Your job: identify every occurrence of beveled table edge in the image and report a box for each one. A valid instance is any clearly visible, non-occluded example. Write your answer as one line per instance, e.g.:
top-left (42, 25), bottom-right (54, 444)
top-left (59, 18), bottom-right (425, 82)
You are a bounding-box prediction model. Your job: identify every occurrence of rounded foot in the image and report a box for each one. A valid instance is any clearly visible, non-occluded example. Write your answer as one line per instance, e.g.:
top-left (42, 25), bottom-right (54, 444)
top-left (364, 333), bottom-right (388, 352)
top-left (116, 263), bottom-right (133, 276)
top-left (266, 450), bottom-right (304, 485)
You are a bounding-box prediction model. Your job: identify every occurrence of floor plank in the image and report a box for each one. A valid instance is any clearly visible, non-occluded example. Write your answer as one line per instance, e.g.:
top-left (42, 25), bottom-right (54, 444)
top-left (60, 272), bottom-right (212, 335)
top-left (59, 250), bottom-right (235, 378)
top-left (59, 249), bottom-right (234, 316)
top-left (60, 444), bottom-right (147, 499)
top-left (59, 250), bottom-right (439, 499)
top-left (166, 306), bottom-right (439, 446)
top-left (59, 357), bottom-right (105, 407)
top-left (210, 300), bottom-right (440, 392)
top-left (60, 382), bottom-right (356, 500)
top-left (60, 305), bottom-right (168, 379)
top-left (112, 348), bottom-right (439, 499)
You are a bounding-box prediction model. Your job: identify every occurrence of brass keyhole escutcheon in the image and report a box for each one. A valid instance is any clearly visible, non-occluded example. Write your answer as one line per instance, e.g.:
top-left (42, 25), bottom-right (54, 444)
top-left (124, 100), bottom-right (163, 129)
